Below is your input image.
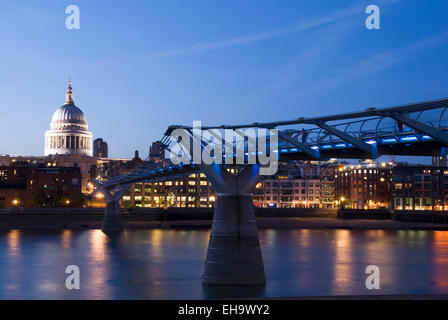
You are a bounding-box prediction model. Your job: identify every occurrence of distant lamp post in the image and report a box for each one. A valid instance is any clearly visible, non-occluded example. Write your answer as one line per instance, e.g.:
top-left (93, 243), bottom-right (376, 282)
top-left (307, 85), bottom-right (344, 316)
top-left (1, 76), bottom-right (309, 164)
top-left (12, 199), bottom-right (19, 207)
top-left (340, 197), bottom-right (346, 209)
top-left (65, 199), bottom-right (70, 207)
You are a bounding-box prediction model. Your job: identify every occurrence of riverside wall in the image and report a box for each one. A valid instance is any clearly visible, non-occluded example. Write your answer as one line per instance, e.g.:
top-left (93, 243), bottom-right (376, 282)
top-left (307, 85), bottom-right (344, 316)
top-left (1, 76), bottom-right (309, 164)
top-left (1, 207), bottom-right (448, 228)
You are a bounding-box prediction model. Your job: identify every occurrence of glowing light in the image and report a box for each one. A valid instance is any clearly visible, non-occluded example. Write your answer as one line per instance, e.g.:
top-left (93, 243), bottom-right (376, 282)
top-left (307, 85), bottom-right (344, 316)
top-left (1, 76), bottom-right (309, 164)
top-left (400, 136), bottom-right (418, 142)
top-left (382, 138), bottom-right (397, 144)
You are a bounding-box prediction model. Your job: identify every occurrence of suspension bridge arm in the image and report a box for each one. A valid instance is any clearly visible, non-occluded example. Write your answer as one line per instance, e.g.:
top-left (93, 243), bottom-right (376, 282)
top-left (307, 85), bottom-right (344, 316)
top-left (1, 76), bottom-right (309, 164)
top-left (310, 121), bottom-right (377, 158)
top-left (390, 114), bottom-right (448, 147)
top-left (277, 131), bottom-right (320, 159)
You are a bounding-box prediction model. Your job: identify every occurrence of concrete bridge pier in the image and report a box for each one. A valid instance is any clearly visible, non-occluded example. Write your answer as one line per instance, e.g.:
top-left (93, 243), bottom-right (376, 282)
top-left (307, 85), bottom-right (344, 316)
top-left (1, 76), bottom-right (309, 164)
top-left (200, 164), bottom-right (266, 285)
top-left (93, 180), bottom-right (130, 232)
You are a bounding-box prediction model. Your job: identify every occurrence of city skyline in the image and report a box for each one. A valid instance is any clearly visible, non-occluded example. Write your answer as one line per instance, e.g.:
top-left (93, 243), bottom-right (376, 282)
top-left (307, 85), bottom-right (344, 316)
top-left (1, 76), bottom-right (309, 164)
top-left (1, 0), bottom-right (448, 160)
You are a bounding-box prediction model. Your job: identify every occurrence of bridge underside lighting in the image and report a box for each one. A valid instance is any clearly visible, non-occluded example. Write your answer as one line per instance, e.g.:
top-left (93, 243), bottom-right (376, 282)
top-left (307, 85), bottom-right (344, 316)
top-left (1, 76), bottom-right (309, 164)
top-left (400, 136), bottom-right (419, 142)
top-left (381, 138), bottom-right (397, 144)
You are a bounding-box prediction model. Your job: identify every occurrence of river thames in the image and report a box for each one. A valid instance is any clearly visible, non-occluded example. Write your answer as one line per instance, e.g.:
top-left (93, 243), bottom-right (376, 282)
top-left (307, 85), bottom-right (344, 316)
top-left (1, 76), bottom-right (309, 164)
top-left (0, 229), bottom-right (447, 299)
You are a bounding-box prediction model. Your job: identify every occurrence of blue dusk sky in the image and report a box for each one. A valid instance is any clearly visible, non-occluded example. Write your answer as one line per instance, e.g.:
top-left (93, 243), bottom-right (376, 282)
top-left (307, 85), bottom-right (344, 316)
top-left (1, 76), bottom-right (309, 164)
top-left (0, 0), bottom-right (447, 160)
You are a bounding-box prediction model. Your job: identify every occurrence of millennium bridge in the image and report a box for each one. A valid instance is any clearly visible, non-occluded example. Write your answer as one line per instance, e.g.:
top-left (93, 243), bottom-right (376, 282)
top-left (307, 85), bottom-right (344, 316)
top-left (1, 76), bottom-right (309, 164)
top-left (94, 97), bottom-right (448, 285)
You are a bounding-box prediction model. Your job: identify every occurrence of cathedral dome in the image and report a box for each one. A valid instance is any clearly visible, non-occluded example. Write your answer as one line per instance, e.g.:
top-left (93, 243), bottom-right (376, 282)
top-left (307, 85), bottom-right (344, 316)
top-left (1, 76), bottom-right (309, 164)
top-left (51, 104), bottom-right (87, 127)
top-left (45, 80), bottom-right (93, 157)
top-left (49, 80), bottom-right (88, 130)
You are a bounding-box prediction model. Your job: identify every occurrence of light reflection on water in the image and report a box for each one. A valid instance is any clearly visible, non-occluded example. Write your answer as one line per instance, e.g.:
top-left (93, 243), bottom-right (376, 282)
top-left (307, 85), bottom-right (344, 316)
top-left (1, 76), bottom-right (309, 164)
top-left (0, 229), bottom-right (447, 299)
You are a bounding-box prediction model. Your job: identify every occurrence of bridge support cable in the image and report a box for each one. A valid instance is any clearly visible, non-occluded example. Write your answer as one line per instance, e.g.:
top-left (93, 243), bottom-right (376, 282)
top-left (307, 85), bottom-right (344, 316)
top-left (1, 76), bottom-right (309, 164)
top-left (311, 121), bottom-right (378, 158)
top-left (277, 131), bottom-right (320, 159)
top-left (93, 180), bottom-right (130, 233)
top-left (200, 164), bottom-right (266, 285)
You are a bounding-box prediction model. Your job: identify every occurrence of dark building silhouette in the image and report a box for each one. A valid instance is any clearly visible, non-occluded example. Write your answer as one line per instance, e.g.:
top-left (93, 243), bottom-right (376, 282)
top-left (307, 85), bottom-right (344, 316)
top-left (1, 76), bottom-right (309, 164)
top-left (149, 141), bottom-right (165, 164)
top-left (0, 163), bottom-right (82, 208)
top-left (93, 138), bottom-right (108, 158)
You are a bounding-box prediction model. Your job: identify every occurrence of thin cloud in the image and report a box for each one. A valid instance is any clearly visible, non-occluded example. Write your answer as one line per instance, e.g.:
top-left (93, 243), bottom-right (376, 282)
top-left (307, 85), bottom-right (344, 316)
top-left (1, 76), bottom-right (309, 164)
top-left (253, 19), bottom-right (358, 98)
top-left (291, 30), bottom-right (448, 98)
top-left (152, 0), bottom-right (400, 58)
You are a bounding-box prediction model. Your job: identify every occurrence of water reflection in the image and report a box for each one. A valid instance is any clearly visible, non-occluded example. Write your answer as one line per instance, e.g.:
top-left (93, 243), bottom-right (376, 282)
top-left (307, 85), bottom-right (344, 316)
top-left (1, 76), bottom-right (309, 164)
top-left (331, 230), bottom-right (353, 295)
top-left (431, 231), bottom-right (448, 291)
top-left (0, 229), bottom-right (447, 299)
top-left (61, 230), bottom-right (72, 250)
top-left (7, 230), bottom-right (21, 258)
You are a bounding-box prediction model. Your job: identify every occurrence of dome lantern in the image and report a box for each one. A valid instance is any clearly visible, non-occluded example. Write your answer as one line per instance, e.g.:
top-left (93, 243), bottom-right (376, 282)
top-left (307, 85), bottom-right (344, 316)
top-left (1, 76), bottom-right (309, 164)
top-left (65, 79), bottom-right (75, 106)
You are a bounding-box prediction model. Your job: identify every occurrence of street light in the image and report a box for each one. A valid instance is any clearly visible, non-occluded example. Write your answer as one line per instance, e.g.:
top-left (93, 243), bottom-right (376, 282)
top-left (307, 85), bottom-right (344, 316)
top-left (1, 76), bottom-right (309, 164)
top-left (340, 197), bottom-right (346, 209)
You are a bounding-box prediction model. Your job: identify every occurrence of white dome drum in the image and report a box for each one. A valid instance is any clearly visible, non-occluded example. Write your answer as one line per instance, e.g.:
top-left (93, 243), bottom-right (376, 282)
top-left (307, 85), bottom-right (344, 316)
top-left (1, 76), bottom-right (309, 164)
top-left (44, 81), bottom-right (93, 156)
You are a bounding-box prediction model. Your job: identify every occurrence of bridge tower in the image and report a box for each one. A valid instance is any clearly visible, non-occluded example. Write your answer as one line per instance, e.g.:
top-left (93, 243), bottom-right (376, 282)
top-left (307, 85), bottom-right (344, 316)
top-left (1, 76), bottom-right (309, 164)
top-left (200, 164), bottom-right (266, 285)
top-left (93, 181), bottom-right (130, 232)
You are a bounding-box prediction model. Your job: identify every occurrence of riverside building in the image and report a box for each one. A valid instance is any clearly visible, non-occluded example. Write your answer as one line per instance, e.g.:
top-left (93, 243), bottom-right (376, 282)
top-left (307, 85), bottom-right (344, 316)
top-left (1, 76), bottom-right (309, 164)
top-left (390, 165), bottom-right (448, 211)
top-left (334, 161), bottom-right (391, 209)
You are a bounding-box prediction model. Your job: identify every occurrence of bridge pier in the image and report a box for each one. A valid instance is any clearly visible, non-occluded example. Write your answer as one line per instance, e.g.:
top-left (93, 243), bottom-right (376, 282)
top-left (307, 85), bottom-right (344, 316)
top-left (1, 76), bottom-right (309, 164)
top-left (93, 181), bottom-right (130, 233)
top-left (201, 164), bottom-right (266, 285)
